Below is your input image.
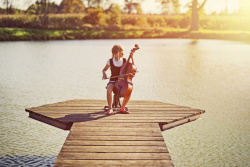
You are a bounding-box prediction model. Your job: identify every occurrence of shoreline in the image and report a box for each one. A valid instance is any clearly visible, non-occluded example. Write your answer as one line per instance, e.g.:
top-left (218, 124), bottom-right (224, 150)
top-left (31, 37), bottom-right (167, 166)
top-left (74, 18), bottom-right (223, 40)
top-left (1, 28), bottom-right (250, 43)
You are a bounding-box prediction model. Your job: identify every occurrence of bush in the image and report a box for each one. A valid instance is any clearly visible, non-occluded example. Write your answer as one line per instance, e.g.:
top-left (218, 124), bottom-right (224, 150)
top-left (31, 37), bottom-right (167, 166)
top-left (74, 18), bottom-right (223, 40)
top-left (107, 3), bottom-right (121, 25)
top-left (146, 15), bottom-right (165, 27)
top-left (106, 24), bottom-right (121, 31)
top-left (0, 14), bottom-right (249, 32)
top-left (121, 14), bottom-right (138, 26)
top-left (83, 7), bottom-right (106, 25)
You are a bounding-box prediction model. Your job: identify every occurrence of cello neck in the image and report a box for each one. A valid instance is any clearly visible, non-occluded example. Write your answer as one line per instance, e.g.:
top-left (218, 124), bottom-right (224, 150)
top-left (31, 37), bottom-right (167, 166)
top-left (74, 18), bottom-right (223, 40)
top-left (121, 51), bottom-right (132, 75)
top-left (121, 45), bottom-right (139, 74)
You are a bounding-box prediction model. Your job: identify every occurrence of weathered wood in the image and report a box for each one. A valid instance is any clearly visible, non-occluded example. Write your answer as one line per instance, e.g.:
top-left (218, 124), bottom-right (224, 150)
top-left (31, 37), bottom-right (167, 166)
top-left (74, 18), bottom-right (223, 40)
top-left (68, 131), bottom-right (163, 137)
top-left (60, 145), bottom-right (169, 153)
top-left (48, 115), bottom-right (182, 120)
top-left (25, 99), bottom-right (205, 167)
top-left (56, 152), bottom-right (171, 160)
top-left (67, 133), bottom-right (164, 141)
top-left (64, 140), bottom-right (167, 146)
top-left (72, 122), bottom-right (160, 128)
top-left (70, 127), bottom-right (161, 132)
top-left (160, 114), bottom-right (203, 131)
top-left (27, 111), bottom-right (72, 130)
top-left (26, 107), bottom-right (197, 113)
top-left (66, 135), bottom-right (165, 141)
top-left (54, 160), bottom-right (174, 167)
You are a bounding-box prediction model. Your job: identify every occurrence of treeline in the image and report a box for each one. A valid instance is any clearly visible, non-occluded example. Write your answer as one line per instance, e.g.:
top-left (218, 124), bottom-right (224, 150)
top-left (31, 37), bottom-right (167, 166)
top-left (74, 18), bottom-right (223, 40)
top-left (0, 0), bottom-right (144, 15)
top-left (0, 14), bottom-right (249, 31)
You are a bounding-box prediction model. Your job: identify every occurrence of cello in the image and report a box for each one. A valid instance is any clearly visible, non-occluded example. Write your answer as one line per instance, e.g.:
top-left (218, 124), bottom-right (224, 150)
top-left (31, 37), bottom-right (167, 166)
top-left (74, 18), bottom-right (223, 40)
top-left (113, 44), bottom-right (139, 98)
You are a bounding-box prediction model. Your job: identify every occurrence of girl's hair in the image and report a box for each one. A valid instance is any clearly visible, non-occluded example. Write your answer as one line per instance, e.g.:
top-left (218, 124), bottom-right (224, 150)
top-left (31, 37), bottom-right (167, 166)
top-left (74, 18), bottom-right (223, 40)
top-left (112, 45), bottom-right (123, 55)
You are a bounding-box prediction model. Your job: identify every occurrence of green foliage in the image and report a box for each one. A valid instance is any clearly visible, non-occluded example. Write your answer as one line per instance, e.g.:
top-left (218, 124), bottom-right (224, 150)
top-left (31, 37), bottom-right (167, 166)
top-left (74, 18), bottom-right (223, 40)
top-left (1, 27), bottom-right (250, 42)
top-left (0, 14), bottom-right (249, 32)
top-left (48, 14), bottom-right (85, 30)
top-left (237, 0), bottom-right (250, 15)
top-left (156, 0), bottom-right (180, 14)
top-left (0, 7), bottom-right (25, 14)
top-left (146, 15), bottom-right (165, 27)
top-left (124, 0), bottom-right (143, 14)
top-left (84, 7), bottom-right (106, 25)
top-left (107, 3), bottom-right (121, 25)
top-left (199, 16), bottom-right (250, 31)
top-left (26, 1), bottom-right (59, 14)
top-left (60, 0), bottom-right (85, 13)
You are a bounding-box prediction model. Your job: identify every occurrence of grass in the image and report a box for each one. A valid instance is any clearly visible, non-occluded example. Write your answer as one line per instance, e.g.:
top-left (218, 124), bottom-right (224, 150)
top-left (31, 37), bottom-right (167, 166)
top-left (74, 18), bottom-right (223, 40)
top-left (0, 14), bottom-right (249, 42)
top-left (1, 27), bottom-right (249, 43)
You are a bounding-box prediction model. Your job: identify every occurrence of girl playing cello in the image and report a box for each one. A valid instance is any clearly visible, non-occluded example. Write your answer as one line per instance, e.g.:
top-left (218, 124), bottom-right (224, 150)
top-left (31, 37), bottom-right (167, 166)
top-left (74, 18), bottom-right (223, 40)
top-left (102, 44), bottom-right (135, 115)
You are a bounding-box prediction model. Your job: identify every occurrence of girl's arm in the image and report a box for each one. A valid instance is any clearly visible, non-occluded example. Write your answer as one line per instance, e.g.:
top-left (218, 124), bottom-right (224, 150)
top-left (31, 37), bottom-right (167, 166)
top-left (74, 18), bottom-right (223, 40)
top-left (102, 64), bottom-right (110, 79)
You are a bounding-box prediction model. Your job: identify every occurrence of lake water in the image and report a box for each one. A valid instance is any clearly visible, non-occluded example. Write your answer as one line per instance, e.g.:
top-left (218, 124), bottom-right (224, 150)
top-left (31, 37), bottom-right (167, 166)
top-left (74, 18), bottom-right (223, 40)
top-left (0, 39), bottom-right (249, 167)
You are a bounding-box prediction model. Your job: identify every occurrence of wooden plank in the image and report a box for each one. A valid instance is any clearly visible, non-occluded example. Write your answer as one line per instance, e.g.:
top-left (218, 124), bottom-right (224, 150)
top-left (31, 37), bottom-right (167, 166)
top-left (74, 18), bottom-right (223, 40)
top-left (70, 127), bottom-right (161, 133)
top-left (66, 135), bottom-right (165, 141)
top-left (31, 102), bottom-right (189, 107)
top-left (72, 122), bottom-right (160, 128)
top-left (43, 101), bottom-right (171, 107)
top-left (54, 159), bottom-right (174, 167)
top-left (64, 140), bottom-right (167, 146)
top-left (60, 145), bottom-right (169, 153)
top-left (27, 111), bottom-right (72, 130)
top-left (26, 106), bottom-right (197, 113)
top-left (44, 99), bottom-right (169, 104)
top-left (56, 152), bottom-right (171, 160)
top-left (56, 119), bottom-right (177, 123)
top-left (26, 110), bottom-right (201, 116)
top-left (160, 114), bottom-right (202, 130)
top-left (47, 115), bottom-right (182, 120)
top-left (68, 131), bottom-right (163, 137)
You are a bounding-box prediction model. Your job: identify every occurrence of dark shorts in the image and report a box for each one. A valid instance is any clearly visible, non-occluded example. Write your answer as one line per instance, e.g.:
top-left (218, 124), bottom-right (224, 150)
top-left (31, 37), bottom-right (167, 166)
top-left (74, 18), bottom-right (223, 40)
top-left (106, 81), bottom-right (116, 89)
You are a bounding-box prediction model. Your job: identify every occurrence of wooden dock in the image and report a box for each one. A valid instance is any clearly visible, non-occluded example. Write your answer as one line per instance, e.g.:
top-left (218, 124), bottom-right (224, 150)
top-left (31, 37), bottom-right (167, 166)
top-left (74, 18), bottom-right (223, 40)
top-left (25, 99), bottom-right (205, 167)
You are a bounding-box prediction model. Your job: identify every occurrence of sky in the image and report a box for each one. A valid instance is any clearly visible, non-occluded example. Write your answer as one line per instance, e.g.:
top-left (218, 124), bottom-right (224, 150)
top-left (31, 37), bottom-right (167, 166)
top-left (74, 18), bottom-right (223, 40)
top-left (1, 0), bottom-right (241, 14)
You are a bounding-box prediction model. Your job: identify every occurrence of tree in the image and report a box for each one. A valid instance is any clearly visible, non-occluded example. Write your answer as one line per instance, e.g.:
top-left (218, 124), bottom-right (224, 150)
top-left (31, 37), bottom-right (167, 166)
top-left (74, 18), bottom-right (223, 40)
top-left (156, 0), bottom-right (180, 14)
top-left (107, 3), bottom-right (121, 25)
top-left (60, 0), bottom-right (85, 13)
top-left (26, 0), bottom-right (59, 14)
top-left (124, 0), bottom-right (144, 14)
top-left (82, 0), bottom-right (111, 8)
top-left (27, 1), bottom-right (59, 14)
top-left (237, 0), bottom-right (250, 15)
top-left (189, 0), bottom-right (207, 31)
top-left (3, 0), bottom-right (14, 14)
top-left (84, 7), bottom-right (105, 25)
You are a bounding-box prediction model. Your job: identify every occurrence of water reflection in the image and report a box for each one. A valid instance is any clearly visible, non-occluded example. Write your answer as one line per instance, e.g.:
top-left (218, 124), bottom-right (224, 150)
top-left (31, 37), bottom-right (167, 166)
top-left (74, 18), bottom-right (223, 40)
top-left (0, 39), bottom-right (249, 166)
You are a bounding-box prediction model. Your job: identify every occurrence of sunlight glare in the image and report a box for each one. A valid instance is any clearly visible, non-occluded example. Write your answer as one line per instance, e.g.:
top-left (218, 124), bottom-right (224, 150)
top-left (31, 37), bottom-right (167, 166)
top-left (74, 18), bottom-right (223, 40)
top-left (141, 0), bottom-right (240, 14)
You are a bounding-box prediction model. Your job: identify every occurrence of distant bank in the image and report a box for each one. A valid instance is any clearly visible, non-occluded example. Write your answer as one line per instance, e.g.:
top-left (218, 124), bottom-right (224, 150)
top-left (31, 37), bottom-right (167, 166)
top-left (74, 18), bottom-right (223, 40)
top-left (1, 28), bottom-right (249, 43)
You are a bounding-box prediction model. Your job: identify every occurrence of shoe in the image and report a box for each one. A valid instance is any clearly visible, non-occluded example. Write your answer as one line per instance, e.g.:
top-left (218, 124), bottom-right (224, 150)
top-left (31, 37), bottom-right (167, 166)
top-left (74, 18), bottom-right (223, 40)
top-left (119, 108), bottom-right (129, 114)
top-left (106, 108), bottom-right (114, 115)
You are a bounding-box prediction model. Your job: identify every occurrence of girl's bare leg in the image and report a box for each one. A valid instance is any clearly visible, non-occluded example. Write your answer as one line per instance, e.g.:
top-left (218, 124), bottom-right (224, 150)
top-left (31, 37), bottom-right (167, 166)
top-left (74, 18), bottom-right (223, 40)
top-left (107, 84), bottom-right (114, 109)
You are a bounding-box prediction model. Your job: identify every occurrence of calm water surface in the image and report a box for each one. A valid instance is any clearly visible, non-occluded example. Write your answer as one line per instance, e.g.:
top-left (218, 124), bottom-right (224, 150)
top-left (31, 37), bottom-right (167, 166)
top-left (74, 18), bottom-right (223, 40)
top-left (0, 39), bottom-right (249, 167)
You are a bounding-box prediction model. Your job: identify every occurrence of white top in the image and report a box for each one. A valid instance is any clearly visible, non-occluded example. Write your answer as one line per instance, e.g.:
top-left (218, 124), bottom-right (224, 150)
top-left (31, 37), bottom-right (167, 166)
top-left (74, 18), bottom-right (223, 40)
top-left (107, 57), bottom-right (123, 67)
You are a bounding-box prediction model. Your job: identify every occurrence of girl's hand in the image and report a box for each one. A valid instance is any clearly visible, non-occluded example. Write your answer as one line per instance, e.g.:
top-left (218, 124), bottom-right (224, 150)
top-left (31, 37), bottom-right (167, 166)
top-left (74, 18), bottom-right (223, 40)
top-left (102, 72), bottom-right (107, 80)
top-left (102, 64), bottom-right (110, 80)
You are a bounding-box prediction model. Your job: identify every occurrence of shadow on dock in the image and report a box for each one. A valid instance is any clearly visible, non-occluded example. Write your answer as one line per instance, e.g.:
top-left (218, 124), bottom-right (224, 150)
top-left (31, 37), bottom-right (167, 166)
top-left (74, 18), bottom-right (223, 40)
top-left (56, 111), bottom-right (109, 123)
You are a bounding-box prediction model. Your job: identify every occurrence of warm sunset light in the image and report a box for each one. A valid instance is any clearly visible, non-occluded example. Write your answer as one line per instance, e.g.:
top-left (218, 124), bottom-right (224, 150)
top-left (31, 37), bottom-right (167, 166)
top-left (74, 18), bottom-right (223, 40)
top-left (6, 0), bottom-right (242, 14)
top-left (200, 0), bottom-right (240, 14)
top-left (141, 0), bottom-right (241, 14)
top-left (1, 0), bottom-right (250, 167)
